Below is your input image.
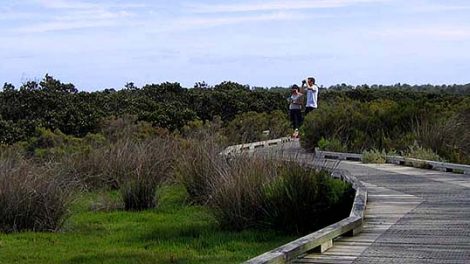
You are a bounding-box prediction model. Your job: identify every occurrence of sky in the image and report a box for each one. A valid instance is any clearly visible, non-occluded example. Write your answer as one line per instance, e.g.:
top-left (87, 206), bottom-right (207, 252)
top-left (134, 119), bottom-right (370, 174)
top-left (1, 0), bottom-right (469, 91)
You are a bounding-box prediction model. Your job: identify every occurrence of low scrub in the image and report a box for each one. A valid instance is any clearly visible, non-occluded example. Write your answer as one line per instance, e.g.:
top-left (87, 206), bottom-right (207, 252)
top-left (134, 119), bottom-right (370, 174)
top-left (404, 144), bottom-right (442, 162)
top-left (362, 149), bottom-right (387, 164)
top-left (224, 111), bottom-right (291, 144)
top-left (318, 137), bottom-right (347, 152)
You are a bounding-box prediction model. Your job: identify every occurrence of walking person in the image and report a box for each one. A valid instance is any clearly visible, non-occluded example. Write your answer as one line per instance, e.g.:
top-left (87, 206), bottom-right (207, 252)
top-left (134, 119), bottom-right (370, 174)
top-left (301, 77), bottom-right (318, 115)
top-left (288, 84), bottom-right (303, 138)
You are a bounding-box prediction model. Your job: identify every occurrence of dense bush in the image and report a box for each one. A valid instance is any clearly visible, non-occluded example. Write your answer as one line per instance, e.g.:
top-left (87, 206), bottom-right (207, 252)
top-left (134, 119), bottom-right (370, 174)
top-left (263, 162), bottom-right (353, 234)
top-left (224, 110), bottom-right (291, 144)
top-left (301, 98), bottom-right (417, 152)
top-left (301, 93), bottom-right (469, 164)
top-left (20, 127), bottom-right (106, 160)
top-left (412, 108), bottom-right (470, 164)
top-left (317, 137), bottom-right (347, 152)
top-left (1, 75), bottom-right (288, 143)
top-left (2, 75), bottom-right (468, 166)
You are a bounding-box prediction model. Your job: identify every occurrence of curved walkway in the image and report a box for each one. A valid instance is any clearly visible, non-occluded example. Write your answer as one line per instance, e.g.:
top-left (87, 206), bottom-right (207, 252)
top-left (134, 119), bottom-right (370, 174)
top-left (267, 141), bottom-right (470, 263)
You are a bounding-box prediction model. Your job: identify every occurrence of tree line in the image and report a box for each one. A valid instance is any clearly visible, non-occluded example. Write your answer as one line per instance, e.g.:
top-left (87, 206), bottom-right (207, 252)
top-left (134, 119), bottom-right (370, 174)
top-left (1, 74), bottom-right (469, 150)
top-left (0, 75), bottom-right (288, 144)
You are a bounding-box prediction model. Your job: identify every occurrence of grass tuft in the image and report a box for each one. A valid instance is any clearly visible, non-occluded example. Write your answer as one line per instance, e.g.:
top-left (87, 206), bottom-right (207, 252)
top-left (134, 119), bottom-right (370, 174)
top-left (362, 149), bottom-right (387, 164)
top-left (0, 148), bottom-right (74, 232)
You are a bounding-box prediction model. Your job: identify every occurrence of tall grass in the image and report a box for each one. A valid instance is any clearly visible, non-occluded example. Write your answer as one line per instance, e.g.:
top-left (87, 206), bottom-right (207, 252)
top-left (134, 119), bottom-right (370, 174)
top-left (209, 156), bottom-right (277, 230)
top-left (176, 144), bottom-right (355, 234)
top-left (61, 147), bottom-right (114, 189)
top-left (106, 138), bottom-right (175, 210)
top-left (264, 162), bottom-right (353, 234)
top-left (413, 112), bottom-right (470, 164)
top-left (62, 137), bottom-right (175, 210)
top-left (404, 144), bottom-right (442, 161)
top-left (0, 148), bottom-right (74, 232)
top-left (174, 138), bottom-right (225, 204)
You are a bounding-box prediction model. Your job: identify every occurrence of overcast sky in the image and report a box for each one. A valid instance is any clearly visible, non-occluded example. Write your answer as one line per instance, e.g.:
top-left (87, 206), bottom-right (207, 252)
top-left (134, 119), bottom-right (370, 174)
top-left (1, 0), bottom-right (469, 91)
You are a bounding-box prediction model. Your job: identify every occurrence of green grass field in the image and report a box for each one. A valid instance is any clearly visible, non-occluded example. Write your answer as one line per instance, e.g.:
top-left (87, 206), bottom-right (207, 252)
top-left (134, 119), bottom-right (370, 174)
top-left (0, 185), bottom-right (295, 264)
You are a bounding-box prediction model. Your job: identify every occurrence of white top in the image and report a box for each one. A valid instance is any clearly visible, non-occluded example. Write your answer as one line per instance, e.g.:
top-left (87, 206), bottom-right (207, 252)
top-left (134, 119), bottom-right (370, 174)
top-left (305, 84), bottom-right (318, 108)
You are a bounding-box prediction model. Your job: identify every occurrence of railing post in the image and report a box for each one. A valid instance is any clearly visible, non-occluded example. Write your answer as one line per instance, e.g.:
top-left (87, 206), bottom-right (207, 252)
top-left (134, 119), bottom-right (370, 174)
top-left (314, 239), bottom-right (333, 253)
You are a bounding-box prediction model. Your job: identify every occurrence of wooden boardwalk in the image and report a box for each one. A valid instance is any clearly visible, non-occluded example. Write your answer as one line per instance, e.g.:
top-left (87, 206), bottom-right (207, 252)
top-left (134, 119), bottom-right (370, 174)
top-left (295, 181), bottom-right (423, 263)
top-left (267, 142), bottom-right (470, 263)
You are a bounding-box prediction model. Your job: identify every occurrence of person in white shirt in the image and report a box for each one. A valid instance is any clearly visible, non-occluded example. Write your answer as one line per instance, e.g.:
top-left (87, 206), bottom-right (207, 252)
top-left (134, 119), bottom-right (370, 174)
top-left (301, 77), bottom-right (318, 115)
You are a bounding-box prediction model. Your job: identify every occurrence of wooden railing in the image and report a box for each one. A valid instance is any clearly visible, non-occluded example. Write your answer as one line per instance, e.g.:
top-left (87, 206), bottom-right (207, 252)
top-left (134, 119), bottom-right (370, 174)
top-left (221, 137), bottom-right (293, 156)
top-left (315, 149), bottom-right (470, 175)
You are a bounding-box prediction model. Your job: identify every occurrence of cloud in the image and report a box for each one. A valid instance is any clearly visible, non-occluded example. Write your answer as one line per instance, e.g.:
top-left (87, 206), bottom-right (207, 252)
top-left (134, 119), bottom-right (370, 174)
top-left (406, 2), bottom-right (470, 13)
top-left (186, 0), bottom-right (388, 13)
top-left (7, 1), bottom-right (141, 33)
top-left (170, 12), bottom-right (304, 30)
top-left (375, 26), bottom-right (470, 40)
top-left (16, 20), bottom-right (118, 33)
top-left (34, 0), bottom-right (145, 10)
top-left (0, 12), bottom-right (41, 21)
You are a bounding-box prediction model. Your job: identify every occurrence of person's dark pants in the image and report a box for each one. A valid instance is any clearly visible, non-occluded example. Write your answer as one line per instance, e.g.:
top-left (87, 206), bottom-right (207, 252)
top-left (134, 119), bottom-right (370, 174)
top-left (305, 107), bottom-right (316, 116)
top-left (290, 109), bottom-right (302, 129)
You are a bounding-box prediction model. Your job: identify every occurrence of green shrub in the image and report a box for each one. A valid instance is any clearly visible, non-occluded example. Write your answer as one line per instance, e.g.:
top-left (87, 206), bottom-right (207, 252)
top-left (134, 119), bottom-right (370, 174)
top-left (300, 99), bottom-right (354, 152)
top-left (18, 128), bottom-right (106, 160)
top-left (100, 115), bottom-right (170, 143)
top-left (405, 144), bottom-right (442, 162)
top-left (180, 116), bottom-right (228, 145)
top-left (318, 137), bottom-right (347, 152)
top-left (362, 149), bottom-right (387, 164)
top-left (300, 98), bottom-right (421, 153)
top-left (224, 111), bottom-right (290, 144)
top-left (263, 162), bottom-right (353, 234)
top-left (412, 108), bottom-right (470, 164)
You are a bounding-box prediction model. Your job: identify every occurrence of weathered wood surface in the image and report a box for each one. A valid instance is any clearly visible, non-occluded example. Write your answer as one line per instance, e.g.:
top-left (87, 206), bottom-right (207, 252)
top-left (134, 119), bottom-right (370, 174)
top-left (315, 149), bottom-right (470, 175)
top-left (271, 141), bottom-right (470, 263)
top-left (294, 182), bottom-right (422, 263)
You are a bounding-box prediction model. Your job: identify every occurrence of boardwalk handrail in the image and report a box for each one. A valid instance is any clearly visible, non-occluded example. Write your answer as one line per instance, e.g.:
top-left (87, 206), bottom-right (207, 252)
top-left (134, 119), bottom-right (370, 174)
top-left (222, 138), bottom-right (368, 264)
top-left (316, 149), bottom-right (470, 175)
top-left (221, 137), bottom-right (293, 156)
